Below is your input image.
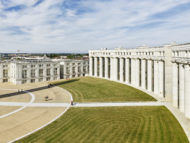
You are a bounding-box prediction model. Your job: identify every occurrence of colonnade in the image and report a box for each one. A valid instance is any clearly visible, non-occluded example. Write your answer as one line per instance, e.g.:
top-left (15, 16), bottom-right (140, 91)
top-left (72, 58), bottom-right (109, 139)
top-left (89, 43), bottom-right (190, 120)
top-left (89, 57), bottom-right (165, 98)
top-left (172, 62), bottom-right (190, 118)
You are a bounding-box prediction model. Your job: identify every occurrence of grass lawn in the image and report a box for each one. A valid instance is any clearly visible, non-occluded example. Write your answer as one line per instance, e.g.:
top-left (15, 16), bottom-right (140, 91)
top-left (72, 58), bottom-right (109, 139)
top-left (17, 106), bottom-right (188, 143)
top-left (52, 77), bottom-right (156, 102)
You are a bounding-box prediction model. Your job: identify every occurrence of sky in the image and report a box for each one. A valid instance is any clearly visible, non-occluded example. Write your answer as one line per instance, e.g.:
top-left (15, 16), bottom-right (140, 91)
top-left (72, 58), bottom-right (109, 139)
top-left (0, 0), bottom-right (190, 53)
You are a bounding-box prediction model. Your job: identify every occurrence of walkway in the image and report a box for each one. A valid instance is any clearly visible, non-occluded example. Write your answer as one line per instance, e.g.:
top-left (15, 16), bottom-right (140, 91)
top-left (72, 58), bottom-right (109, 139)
top-left (0, 101), bottom-right (163, 108)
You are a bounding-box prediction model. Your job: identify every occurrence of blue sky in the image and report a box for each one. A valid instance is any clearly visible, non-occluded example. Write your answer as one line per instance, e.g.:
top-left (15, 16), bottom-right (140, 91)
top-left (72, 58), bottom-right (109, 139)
top-left (0, 0), bottom-right (190, 53)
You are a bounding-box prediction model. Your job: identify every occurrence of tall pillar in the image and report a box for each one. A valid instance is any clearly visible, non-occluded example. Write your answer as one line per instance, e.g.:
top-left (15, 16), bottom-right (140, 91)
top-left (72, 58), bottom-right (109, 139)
top-left (141, 59), bottom-right (146, 89)
top-left (158, 61), bottom-right (164, 98)
top-left (105, 57), bottom-right (108, 79)
top-left (110, 57), bottom-right (118, 81)
top-left (172, 62), bottom-right (178, 108)
top-left (94, 57), bottom-right (97, 77)
top-left (184, 64), bottom-right (190, 118)
top-left (89, 57), bottom-right (93, 76)
top-left (131, 59), bottom-right (136, 85)
top-left (147, 60), bottom-right (153, 92)
top-left (154, 61), bottom-right (159, 94)
top-left (99, 57), bottom-right (103, 78)
top-left (136, 59), bottom-right (140, 87)
top-left (120, 58), bottom-right (124, 82)
top-left (179, 64), bottom-right (185, 112)
top-left (125, 58), bottom-right (129, 84)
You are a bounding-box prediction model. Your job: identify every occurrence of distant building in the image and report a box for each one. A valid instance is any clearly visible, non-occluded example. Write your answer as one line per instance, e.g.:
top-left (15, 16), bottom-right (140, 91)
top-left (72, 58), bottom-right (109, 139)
top-left (0, 56), bottom-right (89, 84)
top-left (0, 59), bottom-right (60, 84)
top-left (59, 59), bottom-right (89, 79)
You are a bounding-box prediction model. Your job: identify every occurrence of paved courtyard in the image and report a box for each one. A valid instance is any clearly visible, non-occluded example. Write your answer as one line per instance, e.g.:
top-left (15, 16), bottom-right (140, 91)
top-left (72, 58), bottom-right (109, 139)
top-left (0, 82), bottom-right (71, 143)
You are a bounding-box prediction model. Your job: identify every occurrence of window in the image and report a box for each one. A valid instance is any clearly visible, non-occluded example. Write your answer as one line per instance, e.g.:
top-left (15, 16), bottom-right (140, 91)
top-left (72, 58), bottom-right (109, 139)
top-left (46, 69), bottom-right (50, 76)
top-left (39, 64), bottom-right (43, 68)
top-left (22, 70), bottom-right (27, 78)
top-left (54, 68), bottom-right (58, 75)
top-left (31, 65), bottom-right (35, 68)
top-left (3, 69), bottom-right (8, 78)
top-left (3, 79), bottom-right (8, 82)
top-left (3, 65), bottom-right (8, 68)
top-left (39, 69), bottom-right (43, 77)
top-left (31, 79), bottom-right (35, 83)
top-left (31, 70), bottom-right (35, 77)
top-left (22, 65), bottom-right (27, 69)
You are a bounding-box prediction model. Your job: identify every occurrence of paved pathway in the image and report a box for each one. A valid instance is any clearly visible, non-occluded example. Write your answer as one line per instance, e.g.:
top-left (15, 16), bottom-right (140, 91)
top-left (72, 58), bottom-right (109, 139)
top-left (0, 101), bottom-right (163, 108)
top-left (0, 91), bottom-right (35, 119)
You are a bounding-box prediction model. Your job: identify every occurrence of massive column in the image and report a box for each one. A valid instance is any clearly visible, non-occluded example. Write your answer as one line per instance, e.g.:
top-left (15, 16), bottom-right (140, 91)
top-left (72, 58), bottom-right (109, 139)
top-left (158, 61), bottom-right (164, 98)
top-left (172, 62), bottom-right (178, 108)
top-left (94, 57), bottom-right (98, 77)
top-left (136, 59), bottom-right (140, 87)
top-left (105, 57), bottom-right (109, 79)
top-left (179, 64), bottom-right (185, 112)
top-left (99, 57), bottom-right (103, 78)
top-left (184, 64), bottom-right (190, 118)
top-left (125, 58), bottom-right (129, 84)
top-left (110, 57), bottom-right (118, 81)
top-left (141, 59), bottom-right (146, 89)
top-left (89, 57), bottom-right (93, 76)
top-left (131, 58), bottom-right (136, 85)
top-left (154, 61), bottom-right (159, 94)
top-left (120, 58), bottom-right (124, 82)
top-left (147, 60), bottom-right (153, 92)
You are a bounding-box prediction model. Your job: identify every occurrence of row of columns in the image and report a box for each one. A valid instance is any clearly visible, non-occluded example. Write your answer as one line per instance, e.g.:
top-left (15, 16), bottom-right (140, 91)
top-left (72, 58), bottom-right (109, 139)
top-left (172, 63), bottom-right (190, 118)
top-left (89, 57), bottom-right (165, 98)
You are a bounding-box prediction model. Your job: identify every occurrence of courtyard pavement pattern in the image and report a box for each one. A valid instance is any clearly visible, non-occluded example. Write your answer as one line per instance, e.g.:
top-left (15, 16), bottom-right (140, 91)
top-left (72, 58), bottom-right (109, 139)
top-left (0, 82), bottom-right (72, 143)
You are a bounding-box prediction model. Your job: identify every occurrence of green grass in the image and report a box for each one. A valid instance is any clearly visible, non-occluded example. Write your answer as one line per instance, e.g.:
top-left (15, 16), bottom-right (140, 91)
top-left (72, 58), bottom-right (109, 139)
top-left (17, 106), bottom-right (188, 143)
top-left (53, 77), bottom-right (156, 102)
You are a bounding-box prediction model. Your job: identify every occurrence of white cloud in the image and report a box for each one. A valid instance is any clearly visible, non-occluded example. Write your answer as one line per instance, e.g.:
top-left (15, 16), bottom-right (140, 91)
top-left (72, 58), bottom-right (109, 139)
top-left (0, 0), bottom-right (190, 53)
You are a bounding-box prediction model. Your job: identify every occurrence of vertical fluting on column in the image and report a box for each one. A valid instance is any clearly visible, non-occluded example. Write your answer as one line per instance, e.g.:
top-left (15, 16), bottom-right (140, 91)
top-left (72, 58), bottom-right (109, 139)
top-left (154, 60), bottom-right (159, 94)
top-left (99, 57), bottom-right (103, 78)
top-left (184, 64), bottom-right (190, 118)
top-left (179, 64), bottom-right (185, 112)
top-left (147, 60), bottom-right (153, 92)
top-left (94, 57), bottom-right (97, 77)
top-left (158, 61), bottom-right (164, 98)
top-left (89, 57), bottom-right (93, 76)
top-left (105, 57), bottom-right (108, 79)
top-left (120, 58), bottom-right (124, 82)
top-left (172, 62), bottom-right (178, 108)
top-left (141, 59), bottom-right (146, 89)
top-left (125, 58), bottom-right (129, 84)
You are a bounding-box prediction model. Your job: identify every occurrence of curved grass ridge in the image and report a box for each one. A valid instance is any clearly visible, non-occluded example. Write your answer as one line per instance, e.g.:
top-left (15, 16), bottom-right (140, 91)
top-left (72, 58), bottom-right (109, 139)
top-left (53, 77), bottom-right (156, 102)
top-left (16, 107), bottom-right (188, 143)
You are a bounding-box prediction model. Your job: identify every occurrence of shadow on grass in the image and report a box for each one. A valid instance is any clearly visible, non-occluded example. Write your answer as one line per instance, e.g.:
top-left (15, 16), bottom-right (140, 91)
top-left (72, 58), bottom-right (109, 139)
top-left (0, 79), bottom-right (79, 99)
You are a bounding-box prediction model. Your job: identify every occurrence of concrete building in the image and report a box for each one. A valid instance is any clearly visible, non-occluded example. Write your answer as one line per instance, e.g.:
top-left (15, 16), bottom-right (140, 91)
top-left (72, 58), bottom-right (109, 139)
top-left (89, 43), bottom-right (190, 119)
top-left (0, 59), bottom-right (60, 84)
top-left (0, 57), bottom-right (88, 84)
top-left (59, 59), bottom-right (89, 79)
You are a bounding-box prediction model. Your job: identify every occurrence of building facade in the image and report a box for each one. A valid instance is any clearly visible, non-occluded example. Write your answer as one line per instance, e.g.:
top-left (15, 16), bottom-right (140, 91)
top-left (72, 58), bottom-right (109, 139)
top-left (0, 59), bottom-right (60, 84)
top-left (89, 43), bottom-right (190, 119)
top-left (59, 59), bottom-right (89, 79)
top-left (0, 58), bottom-right (88, 84)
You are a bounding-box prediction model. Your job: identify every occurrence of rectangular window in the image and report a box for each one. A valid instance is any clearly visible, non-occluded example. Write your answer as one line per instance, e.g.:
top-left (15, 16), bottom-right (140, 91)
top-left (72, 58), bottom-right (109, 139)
top-left (31, 70), bottom-right (35, 77)
top-left (39, 69), bottom-right (43, 77)
top-left (22, 70), bottom-right (27, 78)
